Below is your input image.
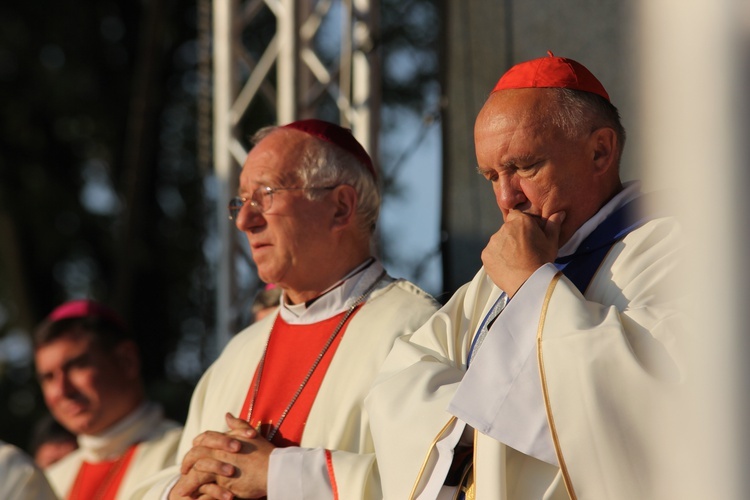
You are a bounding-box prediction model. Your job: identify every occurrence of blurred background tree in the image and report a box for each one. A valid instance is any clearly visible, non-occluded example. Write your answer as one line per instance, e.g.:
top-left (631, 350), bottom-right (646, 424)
top-left (0, 0), bottom-right (441, 451)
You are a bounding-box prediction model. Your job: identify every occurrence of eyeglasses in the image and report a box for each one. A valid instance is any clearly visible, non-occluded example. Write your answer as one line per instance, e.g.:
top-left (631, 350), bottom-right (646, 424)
top-left (228, 185), bottom-right (337, 220)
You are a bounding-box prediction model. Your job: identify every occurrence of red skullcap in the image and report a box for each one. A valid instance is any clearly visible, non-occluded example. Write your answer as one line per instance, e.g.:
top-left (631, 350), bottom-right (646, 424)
top-left (47, 299), bottom-right (127, 330)
top-left (492, 51), bottom-right (610, 102)
top-left (282, 119), bottom-right (377, 180)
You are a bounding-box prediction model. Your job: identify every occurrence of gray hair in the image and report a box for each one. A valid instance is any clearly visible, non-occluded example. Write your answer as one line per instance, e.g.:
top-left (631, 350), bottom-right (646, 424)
top-left (546, 88), bottom-right (627, 167)
top-left (251, 126), bottom-right (381, 235)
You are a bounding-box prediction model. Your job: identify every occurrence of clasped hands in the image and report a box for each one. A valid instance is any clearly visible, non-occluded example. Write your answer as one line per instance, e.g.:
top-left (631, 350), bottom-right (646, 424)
top-left (169, 413), bottom-right (276, 500)
top-left (482, 209), bottom-right (565, 297)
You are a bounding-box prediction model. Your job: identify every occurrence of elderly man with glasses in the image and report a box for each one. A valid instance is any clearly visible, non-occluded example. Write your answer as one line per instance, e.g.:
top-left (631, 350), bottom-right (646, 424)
top-left (136, 119), bottom-right (439, 500)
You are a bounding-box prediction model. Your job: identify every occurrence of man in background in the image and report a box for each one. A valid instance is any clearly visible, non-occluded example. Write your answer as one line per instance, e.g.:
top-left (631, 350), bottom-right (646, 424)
top-left (34, 299), bottom-right (183, 499)
top-left (250, 283), bottom-right (282, 324)
top-left (29, 414), bottom-right (77, 468)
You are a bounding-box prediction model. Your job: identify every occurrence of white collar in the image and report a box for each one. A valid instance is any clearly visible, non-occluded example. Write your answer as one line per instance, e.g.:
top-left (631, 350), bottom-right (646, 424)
top-left (76, 401), bottom-right (163, 462)
top-left (558, 181), bottom-right (641, 258)
top-left (278, 258), bottom-right (389, 325)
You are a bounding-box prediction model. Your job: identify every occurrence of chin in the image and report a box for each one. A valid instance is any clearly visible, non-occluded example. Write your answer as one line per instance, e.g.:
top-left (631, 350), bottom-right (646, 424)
top-left (257, 266), bottom-right (286, 285)
top-left (66, 417), bottom-right (100, 435)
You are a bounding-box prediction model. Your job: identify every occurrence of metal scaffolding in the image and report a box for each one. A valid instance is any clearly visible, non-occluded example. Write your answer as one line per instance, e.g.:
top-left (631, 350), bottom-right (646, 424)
top-left (212, 0), bottom-right (380, 347)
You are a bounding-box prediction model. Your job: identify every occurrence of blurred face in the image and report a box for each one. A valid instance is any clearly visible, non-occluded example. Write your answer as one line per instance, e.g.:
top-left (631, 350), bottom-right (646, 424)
top-left (233, 130), bottom-right (339, 302)
top-left (475, 89), bottom-right (612, 246)
top-left (253, 306), bottom-right (278, 323)
top-left (35, 328), bottom-right (141, 436)
top-left (35, 439), bottom-right (77, 468)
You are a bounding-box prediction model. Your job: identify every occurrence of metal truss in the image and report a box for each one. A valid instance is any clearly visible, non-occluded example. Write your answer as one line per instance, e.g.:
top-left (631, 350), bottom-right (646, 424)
top-left (212, 0), bottom-right (380, 347)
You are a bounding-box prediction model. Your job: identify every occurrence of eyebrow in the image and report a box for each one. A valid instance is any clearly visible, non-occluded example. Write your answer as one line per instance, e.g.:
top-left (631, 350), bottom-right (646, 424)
top-left (477, 154), bottom-right (539, 174)
top-left (503, 154), bottom-right (539, 169)
top-left (37, 351), bottom-right (90, 380)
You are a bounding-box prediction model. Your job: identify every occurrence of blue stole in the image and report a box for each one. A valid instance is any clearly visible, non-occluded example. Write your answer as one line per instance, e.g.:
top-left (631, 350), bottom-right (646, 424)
top-left (554, 194), bottom-right (657, 293)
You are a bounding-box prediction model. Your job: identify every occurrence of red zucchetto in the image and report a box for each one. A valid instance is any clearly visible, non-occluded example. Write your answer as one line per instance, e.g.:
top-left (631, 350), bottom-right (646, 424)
top-left (282, 119), bottom-right (377, 180)
top-left (492, 51), bottom-right (610, 102)
top-left (47, 299), bottom-right (127, 330)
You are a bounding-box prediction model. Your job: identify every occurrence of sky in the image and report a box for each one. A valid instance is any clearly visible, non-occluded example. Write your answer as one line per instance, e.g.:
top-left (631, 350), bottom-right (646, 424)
top-left (378, 110), bottom-right (443, 295)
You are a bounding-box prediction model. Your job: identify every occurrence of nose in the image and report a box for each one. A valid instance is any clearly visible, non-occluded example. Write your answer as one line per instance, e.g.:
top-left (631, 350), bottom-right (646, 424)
top-left (234, 202), bottom-right (266, 231)
top-left (45, 372), bottom-right (76, 403)
top-left (494, 174), bottom-right (527, 212)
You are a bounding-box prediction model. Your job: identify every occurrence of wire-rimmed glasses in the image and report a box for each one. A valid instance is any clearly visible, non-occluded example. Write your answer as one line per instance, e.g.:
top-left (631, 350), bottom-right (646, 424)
top-left (228, 185), bottom-right (337, 220)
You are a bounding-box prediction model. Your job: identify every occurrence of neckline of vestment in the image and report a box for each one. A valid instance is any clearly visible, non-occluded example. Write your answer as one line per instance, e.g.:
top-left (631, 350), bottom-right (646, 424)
top-left (247, 269), bottom-right (387, 441)
top-left (557, 180), bottom-right (641, 258)
top-left (67, 443), bottom-right (139, 500)
top-left (279, 258), bottom-right (390, 324)
top-left (76, 402), bottom-right (162, 462)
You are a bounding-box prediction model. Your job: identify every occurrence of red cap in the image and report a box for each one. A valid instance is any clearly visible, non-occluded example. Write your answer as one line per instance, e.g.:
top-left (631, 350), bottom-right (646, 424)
top-left (47, 300), bottom-right (127, 330)
top-left (492, 51), bottom-right (610, 102)
top-left (282, 119), bottom-right (377, 180)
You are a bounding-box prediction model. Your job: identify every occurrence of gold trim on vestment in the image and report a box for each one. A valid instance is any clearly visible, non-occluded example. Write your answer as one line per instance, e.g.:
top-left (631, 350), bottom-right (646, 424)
top-left (410, 415), bottom-right (459, 499)
top-left (452, 446), bottom-right (475, 500)
top-left (468, 428), bottom-right (478, 499)
top-left (537, 271), bottom-right (577, 499)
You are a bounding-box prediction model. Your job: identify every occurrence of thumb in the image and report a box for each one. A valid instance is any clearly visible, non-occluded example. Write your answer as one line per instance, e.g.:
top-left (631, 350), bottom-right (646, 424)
top-left (225, 412), bottom-right (255, 435)
top-left (544, 211), bottom-right (566, 241)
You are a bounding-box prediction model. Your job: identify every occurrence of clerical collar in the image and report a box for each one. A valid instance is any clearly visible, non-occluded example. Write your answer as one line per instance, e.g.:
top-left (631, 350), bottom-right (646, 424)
top-left (558, 181), bottom-right (641, 258)
top-left (279, 258), bottom-right (389, 325)
top-left (77, 401), bottom-right (164, 462)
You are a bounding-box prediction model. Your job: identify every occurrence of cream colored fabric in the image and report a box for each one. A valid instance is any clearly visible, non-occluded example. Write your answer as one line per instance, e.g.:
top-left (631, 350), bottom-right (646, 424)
top-left (0, 441), bottom-right (57, 500)
top-left (135, 277), bottom-right (439, 500)
top-left (367, 216), bottom-right (691, 499)
top-left (45, 402), bottom-right (182, 500)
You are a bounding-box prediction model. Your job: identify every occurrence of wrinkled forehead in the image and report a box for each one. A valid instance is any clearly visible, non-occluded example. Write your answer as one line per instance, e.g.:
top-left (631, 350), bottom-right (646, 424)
top-left (477, 89), bottom-right (556, 129)
top-left (475, 90), bottom-right (574, 154)
top-left (242, 129), bottom-right (311, 184)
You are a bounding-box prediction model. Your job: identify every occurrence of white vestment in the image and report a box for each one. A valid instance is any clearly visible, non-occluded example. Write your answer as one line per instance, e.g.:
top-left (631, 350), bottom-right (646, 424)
top-left (367, 188), bottom-right (693, 499)
top-left (0, 441), bottom-right (57, 500)
top-left (136, 261), bottom-right (439, 500)
top-left (45, 402), bottom-right (182, 500)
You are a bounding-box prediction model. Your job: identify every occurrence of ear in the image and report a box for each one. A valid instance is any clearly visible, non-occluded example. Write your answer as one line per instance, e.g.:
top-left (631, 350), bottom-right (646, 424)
top-left (113, 340), bottom-right (141, 381)
top-left (330, 184), bottom-right (358, 229)
top-left (590, 127), bottom-right (618, 175)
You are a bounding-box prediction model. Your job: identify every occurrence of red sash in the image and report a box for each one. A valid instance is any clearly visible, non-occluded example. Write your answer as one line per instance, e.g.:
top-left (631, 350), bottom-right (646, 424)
top-left (240, 308), bottom-right (361, 447)
top-left (66, 443), bottom-right (138, 500)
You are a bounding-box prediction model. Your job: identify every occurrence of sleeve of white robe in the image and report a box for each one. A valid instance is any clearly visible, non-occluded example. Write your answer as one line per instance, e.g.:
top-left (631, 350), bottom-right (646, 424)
top-left (267, 448), bottom-right (332, 499)
top-left (267, 446), bottom-right (380, 499)
top-left (366, 271), bottom-right (503, 499)
top-left (0, 442), bottom-right (58, 500)
top-left (448, 264), bottom-right (559, 465)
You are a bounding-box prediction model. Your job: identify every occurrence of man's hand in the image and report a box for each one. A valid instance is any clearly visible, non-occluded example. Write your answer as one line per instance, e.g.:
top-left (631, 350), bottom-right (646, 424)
top-left (169, 466), bottom-right (234, 500)
top-left (179, 413), bottom-right (275, 500)
top-left (169, 421), bottom-right (246, 500)
top-left (482, 210), bottom-right (565, 297)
